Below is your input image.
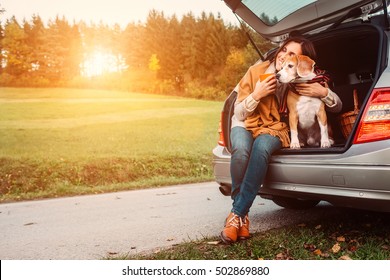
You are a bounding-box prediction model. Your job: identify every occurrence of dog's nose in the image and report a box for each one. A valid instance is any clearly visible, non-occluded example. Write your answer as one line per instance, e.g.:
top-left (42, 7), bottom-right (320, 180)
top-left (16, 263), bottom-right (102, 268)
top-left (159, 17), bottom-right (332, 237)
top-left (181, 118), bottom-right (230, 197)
top-left (275, 73), bottom-right (281, 80)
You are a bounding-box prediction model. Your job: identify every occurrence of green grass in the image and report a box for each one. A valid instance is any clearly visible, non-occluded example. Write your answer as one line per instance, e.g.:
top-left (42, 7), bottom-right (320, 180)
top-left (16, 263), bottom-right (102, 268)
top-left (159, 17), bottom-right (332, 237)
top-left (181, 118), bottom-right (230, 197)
top-left (119, 210), bottom-right (390, 260)
top-left (0, 87), bottom-right (222, 201)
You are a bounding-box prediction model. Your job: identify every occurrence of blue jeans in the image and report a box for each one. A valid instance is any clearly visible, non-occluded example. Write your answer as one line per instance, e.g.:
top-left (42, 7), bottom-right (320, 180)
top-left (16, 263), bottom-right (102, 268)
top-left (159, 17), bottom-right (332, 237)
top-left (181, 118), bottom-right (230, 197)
top-left (230, 127), bottom-right (282, 217)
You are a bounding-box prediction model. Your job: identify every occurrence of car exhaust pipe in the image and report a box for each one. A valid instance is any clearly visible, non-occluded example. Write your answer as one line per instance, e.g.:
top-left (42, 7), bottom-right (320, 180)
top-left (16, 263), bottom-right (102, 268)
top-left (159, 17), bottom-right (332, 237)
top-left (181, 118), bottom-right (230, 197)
top-left (219, 184), bottom-right (231, 196)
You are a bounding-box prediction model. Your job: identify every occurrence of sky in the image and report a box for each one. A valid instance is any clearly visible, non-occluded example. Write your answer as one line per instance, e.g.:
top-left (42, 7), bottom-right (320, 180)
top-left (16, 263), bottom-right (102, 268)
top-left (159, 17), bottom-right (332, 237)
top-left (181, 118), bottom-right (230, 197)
top-left (0, 0), bottom-right (238, 28)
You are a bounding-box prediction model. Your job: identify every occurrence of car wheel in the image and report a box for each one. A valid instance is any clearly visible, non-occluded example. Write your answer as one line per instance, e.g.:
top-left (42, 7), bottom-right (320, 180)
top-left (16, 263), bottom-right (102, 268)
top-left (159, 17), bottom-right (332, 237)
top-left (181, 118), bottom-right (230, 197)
top-left (272, 196), bottom-right (320, 210)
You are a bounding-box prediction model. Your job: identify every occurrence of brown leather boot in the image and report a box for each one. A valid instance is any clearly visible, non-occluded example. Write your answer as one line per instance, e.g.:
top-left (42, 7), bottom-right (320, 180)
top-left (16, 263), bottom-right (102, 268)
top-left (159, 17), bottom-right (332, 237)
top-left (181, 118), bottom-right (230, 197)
top-left (238, 215), bottom-right (250, 240)
top-left (220, 212), bottom-right (240, 244)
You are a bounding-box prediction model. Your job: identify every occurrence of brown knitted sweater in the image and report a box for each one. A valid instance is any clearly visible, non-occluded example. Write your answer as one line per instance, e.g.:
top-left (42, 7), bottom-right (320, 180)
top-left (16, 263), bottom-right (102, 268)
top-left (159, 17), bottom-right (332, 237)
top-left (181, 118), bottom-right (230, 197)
top-left (237, 60), bottom-right (290, 148)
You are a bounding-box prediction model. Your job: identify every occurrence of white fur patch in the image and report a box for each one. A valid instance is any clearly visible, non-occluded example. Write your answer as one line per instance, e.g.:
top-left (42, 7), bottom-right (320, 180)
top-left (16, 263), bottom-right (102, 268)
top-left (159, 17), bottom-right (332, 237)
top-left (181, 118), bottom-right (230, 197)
top-left (295, 97), bottom-right (322, 129)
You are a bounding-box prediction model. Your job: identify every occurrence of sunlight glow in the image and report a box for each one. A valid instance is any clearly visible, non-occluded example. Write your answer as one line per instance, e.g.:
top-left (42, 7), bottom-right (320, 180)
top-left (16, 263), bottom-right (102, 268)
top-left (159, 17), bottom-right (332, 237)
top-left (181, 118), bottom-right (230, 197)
top-left (80, 49), bottom-right (127, 77)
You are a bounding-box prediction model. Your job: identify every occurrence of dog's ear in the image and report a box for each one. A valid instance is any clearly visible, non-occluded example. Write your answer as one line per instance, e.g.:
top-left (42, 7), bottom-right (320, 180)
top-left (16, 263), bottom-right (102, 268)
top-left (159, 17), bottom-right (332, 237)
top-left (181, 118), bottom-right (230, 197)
top-left (296, 55), bottom-right (315, 78)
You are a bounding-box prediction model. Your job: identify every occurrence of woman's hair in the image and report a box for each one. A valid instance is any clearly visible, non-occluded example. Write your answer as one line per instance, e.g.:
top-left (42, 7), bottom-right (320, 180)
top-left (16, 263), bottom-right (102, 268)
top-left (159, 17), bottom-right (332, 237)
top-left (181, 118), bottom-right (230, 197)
top-left (268, 36), bottom-right (317, 61)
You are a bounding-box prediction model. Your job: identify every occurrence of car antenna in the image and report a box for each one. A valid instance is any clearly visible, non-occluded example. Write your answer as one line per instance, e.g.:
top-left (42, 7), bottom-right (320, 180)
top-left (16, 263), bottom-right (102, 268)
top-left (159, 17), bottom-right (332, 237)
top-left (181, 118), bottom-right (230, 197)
top-left (234, 13), bottom-right (265, 61)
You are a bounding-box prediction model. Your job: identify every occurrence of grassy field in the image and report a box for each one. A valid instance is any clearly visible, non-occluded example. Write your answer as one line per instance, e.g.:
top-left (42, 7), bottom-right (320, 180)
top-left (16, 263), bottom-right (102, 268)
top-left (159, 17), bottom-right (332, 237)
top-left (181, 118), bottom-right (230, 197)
top-left (0, 87), bottom-right (222, 201)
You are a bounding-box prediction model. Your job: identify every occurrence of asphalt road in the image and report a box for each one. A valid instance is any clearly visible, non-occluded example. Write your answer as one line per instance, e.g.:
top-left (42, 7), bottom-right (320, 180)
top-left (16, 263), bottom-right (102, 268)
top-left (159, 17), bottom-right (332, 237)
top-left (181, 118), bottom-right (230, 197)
top-left (0, 182), bottom-right (342, 260)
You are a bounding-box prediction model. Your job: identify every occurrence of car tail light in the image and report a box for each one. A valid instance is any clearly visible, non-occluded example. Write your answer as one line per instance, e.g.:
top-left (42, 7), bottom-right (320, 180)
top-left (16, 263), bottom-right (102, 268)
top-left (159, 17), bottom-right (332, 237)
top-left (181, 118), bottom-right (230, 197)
top-left (217, 116), bottom-right (226, 147)
top-left (354, 88), bottom-right (390, 144)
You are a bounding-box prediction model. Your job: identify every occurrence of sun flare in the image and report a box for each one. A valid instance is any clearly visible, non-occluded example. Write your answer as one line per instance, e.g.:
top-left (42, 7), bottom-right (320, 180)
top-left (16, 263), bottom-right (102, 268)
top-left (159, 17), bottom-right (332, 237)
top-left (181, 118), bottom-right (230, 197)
top-left (81, 49), bottom-right (127, 77)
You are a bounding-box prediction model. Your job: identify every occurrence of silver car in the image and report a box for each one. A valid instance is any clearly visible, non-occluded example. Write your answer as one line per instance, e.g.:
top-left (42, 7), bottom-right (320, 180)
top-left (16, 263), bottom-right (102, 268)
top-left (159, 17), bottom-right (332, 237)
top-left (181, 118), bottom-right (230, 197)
top-left (213, 0), bottom-right (390, 212)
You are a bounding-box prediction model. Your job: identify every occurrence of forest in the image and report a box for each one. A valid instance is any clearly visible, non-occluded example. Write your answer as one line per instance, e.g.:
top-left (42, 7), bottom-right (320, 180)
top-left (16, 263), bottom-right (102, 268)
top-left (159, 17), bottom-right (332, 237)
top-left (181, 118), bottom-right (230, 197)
top-left (0, 10), bottom-right (275, 100)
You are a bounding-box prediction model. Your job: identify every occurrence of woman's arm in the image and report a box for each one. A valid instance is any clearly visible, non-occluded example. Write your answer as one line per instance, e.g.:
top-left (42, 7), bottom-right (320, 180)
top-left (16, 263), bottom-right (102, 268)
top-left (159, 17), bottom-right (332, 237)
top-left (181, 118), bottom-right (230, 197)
top-left (234, 94), bottom-right (259, 121)
top-left (321, 88), bottom-right (343, 113)
top-left (294, 82), bottom-right (343, 113)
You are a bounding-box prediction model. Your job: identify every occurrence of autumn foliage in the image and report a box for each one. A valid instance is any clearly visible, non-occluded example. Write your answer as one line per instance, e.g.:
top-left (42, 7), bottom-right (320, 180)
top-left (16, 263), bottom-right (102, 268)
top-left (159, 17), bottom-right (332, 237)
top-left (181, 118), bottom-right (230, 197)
top-left (0, 10), bottom-right (274, 100)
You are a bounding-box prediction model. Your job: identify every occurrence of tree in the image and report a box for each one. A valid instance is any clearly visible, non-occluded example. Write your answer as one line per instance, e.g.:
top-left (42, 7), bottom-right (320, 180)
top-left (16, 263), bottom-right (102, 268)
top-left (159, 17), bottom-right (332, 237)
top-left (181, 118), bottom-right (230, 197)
top-left (260, 13), bottom-right (278, 25)
top-left (23, 15), bottom-right (46, 80)
top-left (157, 15), bottom-right (182, 80)
top-left (43, 16), bottom-right (82, 83)
top-left (203, 14), bottom-right (231, 81)
top-left (2, 17), bottom-right (31, 76)
top-left (179, 12), bottom-right (198, 81)
top-left (148, 53), bottom-right (160, 72)
top-left (0, 4), bottom-right (5, 75)
top-left (121, 22), bottom-right (147, 70)
top-left (143, 10), bottom-right (169, 78)
top-left (217, 47), bottom-right (247, 92)
top-left (0, 21), bottom-right (4, 75)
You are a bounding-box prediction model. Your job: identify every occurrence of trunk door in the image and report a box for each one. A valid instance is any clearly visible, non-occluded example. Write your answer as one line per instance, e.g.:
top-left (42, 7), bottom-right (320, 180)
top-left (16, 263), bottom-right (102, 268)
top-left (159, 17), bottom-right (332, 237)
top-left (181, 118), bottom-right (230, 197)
top-left (223, 0), bottom-right (385, 42)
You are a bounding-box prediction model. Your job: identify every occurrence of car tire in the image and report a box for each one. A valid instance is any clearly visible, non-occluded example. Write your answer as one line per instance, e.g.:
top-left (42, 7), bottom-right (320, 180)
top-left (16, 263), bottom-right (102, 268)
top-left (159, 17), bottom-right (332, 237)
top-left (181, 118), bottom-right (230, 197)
top-left (272, 196), bottom-right (320, 210)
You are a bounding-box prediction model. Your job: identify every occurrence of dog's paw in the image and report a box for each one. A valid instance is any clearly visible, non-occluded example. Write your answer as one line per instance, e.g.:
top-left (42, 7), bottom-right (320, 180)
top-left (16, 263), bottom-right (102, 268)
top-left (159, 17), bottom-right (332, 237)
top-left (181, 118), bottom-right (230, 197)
top-left (320, 140), bottom-right (331, 148)
top-left (290, 141), bottom-right (301, 149)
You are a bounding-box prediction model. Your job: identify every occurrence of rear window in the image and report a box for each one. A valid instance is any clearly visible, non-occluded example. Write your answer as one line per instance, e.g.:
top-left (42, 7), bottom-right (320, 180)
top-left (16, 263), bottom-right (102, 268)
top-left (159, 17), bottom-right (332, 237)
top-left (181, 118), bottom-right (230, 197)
top-left (242, 0), bottom-right (317, 26)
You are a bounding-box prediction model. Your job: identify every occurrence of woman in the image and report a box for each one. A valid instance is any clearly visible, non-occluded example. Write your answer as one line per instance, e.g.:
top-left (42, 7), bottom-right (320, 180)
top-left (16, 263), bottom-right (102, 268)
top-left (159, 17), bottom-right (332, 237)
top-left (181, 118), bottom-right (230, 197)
top-left (221, 37), bottom-right (342, 244)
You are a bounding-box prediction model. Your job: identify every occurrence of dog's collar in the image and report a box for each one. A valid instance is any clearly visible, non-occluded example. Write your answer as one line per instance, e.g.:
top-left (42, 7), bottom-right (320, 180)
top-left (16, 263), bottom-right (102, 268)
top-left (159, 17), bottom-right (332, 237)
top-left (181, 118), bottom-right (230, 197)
top-left (287, 83), bottom-right (299, 94)
top-left (288, 76), bottom-right (326, 84)
top-left (287, 76), bottom-right (328, 95)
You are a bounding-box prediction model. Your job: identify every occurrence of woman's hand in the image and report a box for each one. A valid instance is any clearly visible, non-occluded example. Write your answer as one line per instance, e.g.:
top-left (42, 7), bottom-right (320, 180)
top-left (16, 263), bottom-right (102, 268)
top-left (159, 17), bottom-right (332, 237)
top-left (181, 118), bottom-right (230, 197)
top-left (294, 82), bottom-right (328, 98)
top-left (252, 75), bottom-right (276, 101)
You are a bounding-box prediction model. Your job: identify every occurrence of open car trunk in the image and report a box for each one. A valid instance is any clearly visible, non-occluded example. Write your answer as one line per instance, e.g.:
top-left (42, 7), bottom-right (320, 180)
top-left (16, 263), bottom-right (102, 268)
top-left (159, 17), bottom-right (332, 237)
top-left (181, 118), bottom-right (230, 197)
top-left (221, 14), bottom-right (388, 154)
top-left (221, 16), bottom-right (387, 155)
top-left (306, 20), bottom-right (387, 152)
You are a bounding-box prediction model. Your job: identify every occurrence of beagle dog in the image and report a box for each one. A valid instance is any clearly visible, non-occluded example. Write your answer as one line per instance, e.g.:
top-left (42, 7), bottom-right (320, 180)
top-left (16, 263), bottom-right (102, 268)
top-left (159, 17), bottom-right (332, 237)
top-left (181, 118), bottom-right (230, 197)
top-left (276, 54), bottom-right (333, 149)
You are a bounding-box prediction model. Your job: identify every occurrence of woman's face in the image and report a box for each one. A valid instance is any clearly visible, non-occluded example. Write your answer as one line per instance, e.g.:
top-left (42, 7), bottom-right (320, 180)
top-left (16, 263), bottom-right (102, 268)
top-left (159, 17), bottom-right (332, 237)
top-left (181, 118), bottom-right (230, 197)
top-left (275, 41), bottom-right (303, 71)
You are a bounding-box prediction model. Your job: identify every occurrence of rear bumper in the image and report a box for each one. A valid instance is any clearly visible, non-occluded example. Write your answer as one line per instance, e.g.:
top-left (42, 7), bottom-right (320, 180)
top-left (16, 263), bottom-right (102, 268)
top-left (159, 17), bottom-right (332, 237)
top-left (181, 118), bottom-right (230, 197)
top-left (260, 182), bottom-right (390, 212)
top-left (212, 140), bottom-right (390, 211)
top-left (212, 145), bottom-right (232, 186)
